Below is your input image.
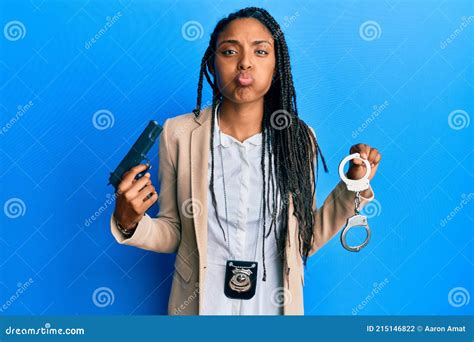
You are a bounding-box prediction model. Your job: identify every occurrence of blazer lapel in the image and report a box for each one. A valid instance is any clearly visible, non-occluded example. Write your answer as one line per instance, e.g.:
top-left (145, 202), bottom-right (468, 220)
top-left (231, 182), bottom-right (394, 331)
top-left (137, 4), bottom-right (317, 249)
top-left (190, 106), bottom-right (212, 269)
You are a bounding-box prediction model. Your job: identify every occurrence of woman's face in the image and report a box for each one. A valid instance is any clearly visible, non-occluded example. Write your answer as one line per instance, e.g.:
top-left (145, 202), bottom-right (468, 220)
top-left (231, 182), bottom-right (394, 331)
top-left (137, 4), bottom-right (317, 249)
top-left (212, 18), bottom-right (276, 104)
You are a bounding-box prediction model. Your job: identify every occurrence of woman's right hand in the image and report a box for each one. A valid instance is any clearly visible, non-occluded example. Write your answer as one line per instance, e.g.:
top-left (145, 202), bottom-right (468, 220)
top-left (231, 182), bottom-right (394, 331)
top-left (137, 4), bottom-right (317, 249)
top-left (113, 164), bottom-right (159, 230)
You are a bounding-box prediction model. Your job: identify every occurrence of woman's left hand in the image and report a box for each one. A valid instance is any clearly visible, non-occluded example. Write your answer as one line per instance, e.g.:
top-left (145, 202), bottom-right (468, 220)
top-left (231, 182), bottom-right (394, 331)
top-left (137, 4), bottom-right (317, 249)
top-left (347, 143), bottom-right (382, 181)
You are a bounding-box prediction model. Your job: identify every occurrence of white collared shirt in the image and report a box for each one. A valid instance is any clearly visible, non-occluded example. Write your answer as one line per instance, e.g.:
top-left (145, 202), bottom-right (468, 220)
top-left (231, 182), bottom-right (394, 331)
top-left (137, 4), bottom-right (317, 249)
top-left (201, 103), bottom-right (284, 315)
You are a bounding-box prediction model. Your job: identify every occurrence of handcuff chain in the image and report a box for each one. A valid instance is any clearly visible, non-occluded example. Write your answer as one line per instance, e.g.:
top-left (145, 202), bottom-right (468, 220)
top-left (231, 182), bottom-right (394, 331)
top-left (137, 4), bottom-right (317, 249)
top-left (354, 191), bottom-right (361, 214)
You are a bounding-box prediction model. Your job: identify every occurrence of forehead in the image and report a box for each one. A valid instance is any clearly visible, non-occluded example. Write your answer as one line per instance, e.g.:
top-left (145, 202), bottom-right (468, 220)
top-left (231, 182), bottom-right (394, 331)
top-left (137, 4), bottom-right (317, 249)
top-left (217, 17), bottom-right (273, 43)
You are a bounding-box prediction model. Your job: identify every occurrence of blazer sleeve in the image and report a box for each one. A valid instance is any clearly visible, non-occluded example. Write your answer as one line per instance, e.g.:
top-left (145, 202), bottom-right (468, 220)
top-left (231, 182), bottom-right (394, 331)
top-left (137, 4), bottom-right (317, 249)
top-left (307, 126), bottom-right (375, 257)
top-left (110, 118), bottom-right (181, 253)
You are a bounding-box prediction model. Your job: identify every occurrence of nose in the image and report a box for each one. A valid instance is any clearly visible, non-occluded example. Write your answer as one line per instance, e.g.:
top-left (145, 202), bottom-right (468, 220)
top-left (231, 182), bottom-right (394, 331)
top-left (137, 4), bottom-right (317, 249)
top-left (238, 63), bottom-right (252, 70)
top-left (238, 50), bottom-right (252, 71)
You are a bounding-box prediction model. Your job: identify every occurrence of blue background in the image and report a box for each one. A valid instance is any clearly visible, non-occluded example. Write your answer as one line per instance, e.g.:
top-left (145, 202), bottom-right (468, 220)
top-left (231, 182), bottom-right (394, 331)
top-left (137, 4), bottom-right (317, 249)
top-left (0, 0), bottom-right (472, 316)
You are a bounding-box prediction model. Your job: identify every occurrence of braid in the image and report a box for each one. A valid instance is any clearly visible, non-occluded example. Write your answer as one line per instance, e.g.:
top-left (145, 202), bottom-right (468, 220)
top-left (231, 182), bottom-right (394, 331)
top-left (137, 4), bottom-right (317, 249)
top-left (193, 7), bottom-right (329, 281)
top-left (261, 103), bottom-right (267, 281)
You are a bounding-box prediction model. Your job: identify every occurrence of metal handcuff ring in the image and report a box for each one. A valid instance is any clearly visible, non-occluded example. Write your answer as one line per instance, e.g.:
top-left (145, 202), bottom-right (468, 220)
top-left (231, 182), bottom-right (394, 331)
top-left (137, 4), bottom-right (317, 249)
top-left (338, 153), bottom-right (372, 252)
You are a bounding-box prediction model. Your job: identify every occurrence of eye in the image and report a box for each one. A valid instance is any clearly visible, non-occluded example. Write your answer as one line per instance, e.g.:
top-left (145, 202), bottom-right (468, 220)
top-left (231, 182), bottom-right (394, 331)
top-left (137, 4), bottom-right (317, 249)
top-left (256, 49), bottom-right (269, 56)
top-left (222, 49), bottom-right (237, 56)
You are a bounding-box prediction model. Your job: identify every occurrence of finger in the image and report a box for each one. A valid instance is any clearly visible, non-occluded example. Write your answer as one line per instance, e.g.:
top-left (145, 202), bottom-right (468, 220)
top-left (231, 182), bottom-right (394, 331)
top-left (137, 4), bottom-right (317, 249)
top-left (349, 144), bottom-right (360, 154)
top-left (118, 164), bottom-right (150, 193)
top-left (359, 144), bottom-right (371, 160)
top-left (122, 163), bottom-right (150, 183)
top-left (373, 151), bottom-right (382, 165)
top-left (137, 180), bottom-right (154, 196)
top-left (127, 173), bottom-right (152, 198)
top-left (137, 175), bottom-right (152, 192)
top-left (120, 173), bottom-right (150, 200)
top-left (131, 164), bottom-right (152, 184)
top-left (350, 144), bottom-right (370, 165)
top-left (349, 145), bottom-right (363, 165)
top-left (129, 186), bottom-right (156, 212)
top-left (368, 148), bottom-right (379, 166)
top-left (140, 190), bottom-right (158, 210)
top-left (350, 143), bottom-right (369, 153)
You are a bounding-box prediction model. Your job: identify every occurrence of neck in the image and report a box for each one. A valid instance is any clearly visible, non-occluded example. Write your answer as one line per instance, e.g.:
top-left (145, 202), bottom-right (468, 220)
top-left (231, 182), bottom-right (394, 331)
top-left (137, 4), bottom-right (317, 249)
top-left (218, 98), bottom-right (264, 143)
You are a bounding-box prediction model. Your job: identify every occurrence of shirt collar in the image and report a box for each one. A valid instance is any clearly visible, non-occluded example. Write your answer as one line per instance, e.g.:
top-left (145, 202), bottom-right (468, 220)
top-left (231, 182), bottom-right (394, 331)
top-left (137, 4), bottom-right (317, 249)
top-left (213, 101), bottom-right (263, 148)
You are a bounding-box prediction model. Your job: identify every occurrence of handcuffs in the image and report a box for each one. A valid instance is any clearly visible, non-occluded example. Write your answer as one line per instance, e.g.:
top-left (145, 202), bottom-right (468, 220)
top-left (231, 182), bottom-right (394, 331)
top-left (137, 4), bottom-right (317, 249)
top-left (338, 153), bottom-right (372, 252)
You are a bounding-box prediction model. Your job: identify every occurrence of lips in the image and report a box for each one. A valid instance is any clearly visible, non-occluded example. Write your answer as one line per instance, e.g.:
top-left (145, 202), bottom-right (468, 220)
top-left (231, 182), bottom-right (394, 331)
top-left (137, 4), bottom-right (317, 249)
top-left (235, 72), bottom-right (254, 86)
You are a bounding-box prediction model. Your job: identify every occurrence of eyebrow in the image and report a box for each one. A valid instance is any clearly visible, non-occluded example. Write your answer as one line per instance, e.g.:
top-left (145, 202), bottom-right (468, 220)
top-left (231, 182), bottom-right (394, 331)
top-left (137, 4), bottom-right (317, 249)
top-left (217, 39), bottom-right (272, 47)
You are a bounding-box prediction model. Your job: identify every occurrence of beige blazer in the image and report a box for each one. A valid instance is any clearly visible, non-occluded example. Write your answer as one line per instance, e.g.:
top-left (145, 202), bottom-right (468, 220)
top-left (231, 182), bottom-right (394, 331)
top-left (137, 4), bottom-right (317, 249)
top-left (110, 106), bottom-right (374, 315)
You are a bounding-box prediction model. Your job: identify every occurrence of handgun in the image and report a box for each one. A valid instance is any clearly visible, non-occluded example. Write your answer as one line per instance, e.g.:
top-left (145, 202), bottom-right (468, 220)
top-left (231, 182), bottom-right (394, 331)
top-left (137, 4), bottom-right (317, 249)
top-left (108, 120), bottom-right (163, 190)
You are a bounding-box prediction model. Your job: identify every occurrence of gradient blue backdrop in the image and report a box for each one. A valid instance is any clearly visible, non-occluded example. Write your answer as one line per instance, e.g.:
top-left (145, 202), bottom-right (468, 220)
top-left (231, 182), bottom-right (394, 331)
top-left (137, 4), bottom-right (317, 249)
top-left (1, 0), bottom-right (473, 316)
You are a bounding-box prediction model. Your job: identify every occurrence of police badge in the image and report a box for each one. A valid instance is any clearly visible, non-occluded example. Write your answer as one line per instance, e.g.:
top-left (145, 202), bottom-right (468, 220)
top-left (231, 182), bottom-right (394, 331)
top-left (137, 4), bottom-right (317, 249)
top-left (224, 260), bottom-right (258, 300)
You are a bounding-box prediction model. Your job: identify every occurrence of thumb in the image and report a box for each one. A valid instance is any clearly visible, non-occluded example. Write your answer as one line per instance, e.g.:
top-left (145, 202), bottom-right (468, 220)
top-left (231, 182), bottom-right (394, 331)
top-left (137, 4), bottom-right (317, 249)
top-left (353, 152), bottom-right (369, 165)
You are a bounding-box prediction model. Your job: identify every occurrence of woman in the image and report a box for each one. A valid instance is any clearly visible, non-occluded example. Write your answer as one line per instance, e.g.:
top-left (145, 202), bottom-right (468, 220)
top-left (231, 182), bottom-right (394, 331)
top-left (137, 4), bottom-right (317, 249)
top-left (110, 7), bottom-right (381, 315)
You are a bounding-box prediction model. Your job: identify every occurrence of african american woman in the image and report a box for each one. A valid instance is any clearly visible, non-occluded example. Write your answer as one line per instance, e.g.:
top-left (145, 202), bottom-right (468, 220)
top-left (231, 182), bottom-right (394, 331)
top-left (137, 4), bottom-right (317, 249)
top-left (111, 7), bottom-right (382, 315)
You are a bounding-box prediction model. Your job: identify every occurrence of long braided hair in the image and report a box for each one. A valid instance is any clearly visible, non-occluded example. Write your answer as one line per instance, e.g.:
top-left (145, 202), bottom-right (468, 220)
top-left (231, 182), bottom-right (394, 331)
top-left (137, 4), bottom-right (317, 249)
top-left (192, 7), bottom-right (328, 281)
